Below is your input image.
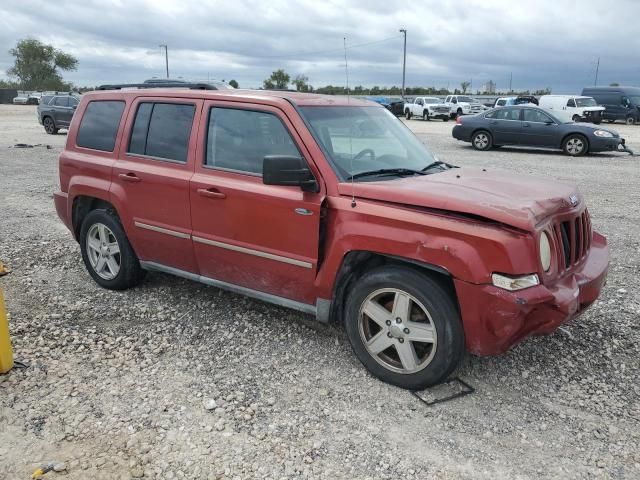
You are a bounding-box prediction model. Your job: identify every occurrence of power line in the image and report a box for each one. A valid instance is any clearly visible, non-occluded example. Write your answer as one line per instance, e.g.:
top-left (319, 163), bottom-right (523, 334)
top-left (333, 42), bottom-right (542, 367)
top-left (255, 34), bottom-right (403, 59)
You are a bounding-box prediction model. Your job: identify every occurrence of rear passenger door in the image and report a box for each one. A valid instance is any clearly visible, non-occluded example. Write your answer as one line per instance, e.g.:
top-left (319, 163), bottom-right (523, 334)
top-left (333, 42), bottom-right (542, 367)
top-left (189, 101), bottom-right (324, 305)
top-left (53, 96), bottom-right (73, 126)
top-left (111, 97), bottom-right (202, 273)
top-left (489, 107), bottom-right (522, 145)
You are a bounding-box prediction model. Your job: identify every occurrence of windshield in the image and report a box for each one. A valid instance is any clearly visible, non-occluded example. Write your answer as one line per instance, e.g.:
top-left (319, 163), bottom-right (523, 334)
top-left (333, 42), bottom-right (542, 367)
top-left (457, 96), bottom-right (474, 103)
top-left (628, 96), bottom-right (640, 106)
top-left (300, 106), bottom-right (438, 181)
top-left (575, 97), bottom-right (597, 107)
top-left (424, 98), bottom-right (439, 104)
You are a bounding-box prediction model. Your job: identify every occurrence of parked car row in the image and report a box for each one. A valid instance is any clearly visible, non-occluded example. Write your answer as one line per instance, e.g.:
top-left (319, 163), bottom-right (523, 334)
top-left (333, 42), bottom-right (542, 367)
top-left (403, 95), bottom-right (489, 121)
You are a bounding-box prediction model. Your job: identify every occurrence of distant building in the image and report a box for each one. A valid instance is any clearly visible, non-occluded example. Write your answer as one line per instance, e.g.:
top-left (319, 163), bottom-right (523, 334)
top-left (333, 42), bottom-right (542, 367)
top-left (481, 80), bottom-right (496, 94)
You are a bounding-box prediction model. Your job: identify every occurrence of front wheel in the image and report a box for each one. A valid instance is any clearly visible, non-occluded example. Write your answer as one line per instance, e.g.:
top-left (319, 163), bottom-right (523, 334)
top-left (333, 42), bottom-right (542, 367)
top-left (79, 209), bottom-right (145, 290)
top-left (572, 115), bottom-right (581, 122)
top-left (405, 110), bottom-right (412, 120)
top-left (344, 267), bottom-right (464, 390)
top-left (423, 110), bottom-right (430, 121)
top-left (471, 130), bottom-right (492, 150)
top-left (626, 116), bottom-right (636, 125)
top-left (563, 134), bottom-right (588, 156)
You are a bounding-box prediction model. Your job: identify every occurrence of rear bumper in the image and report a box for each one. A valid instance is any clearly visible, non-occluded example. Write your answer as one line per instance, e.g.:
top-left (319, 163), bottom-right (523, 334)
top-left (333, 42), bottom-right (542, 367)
top-left (452, 125), bottom-right (469, 141)
top-left (53, 191), bottom-right (72, 231)
top-left (455, 232), bottom-right (609, 356)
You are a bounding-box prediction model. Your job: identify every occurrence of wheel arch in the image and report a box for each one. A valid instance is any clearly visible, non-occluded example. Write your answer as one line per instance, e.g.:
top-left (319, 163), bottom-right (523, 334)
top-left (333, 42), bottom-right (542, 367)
top-left (72, 195), bottom-right (118, 240)
top-left (325, 251), bottom-right (457, 325)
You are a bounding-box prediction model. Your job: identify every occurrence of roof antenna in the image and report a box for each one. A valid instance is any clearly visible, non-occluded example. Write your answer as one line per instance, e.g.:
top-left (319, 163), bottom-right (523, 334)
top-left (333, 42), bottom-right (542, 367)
top-left (344, 37), bottom-right (356, 208)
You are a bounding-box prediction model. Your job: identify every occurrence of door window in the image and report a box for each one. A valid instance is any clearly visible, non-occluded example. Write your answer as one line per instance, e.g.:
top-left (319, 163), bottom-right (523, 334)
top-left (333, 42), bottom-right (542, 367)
top-left (495, 108), bottom-right (521, 120)
top-left (566, 99), bottom-right (576, 108)
top-left (205, 108), bottom-right (300, 175)
top-left (128, 102), bottom-right (195, 162)
top-left (523, 109), bottom-right (554, 123)
top-left (416, 98), bottom-right (423, 106)
top-left (76, 101), bottom-right (126, 152)
top-left (54, 96), bottom-right (69, 107)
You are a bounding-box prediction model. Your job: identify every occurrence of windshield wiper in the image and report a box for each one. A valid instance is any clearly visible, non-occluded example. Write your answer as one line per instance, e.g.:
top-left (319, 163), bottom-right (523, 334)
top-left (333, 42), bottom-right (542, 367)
top-left (421, 160), bottom-right (456, 172)
top-left (348, 168), bottom-right (426, 181)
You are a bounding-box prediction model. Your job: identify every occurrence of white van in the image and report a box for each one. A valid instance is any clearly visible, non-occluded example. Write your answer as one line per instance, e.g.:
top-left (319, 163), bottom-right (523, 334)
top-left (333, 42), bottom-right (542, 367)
top-left (539, 95), bottom-right (605, 124)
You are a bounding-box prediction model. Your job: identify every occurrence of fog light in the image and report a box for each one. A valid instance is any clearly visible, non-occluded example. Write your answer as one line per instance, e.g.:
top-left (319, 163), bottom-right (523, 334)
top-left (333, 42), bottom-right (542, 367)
top-left (540, 232), bottom-right (552, 272)
top-left (492, 273), bottom-right (539, 291)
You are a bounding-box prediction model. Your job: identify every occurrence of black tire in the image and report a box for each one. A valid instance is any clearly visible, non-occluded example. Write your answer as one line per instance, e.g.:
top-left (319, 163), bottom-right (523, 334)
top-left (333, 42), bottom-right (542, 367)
top-left (423, 110), bottom-right (430, 121)
top-left (443, 117), bottom-right (449, 122)
top-left (456, 108), bottom-right (463, 117)
top-left (562, 134), bottom-right (589, 157)
top-left (405, 109), bottom-right (412, 120)
top-left (572, 115), bottom-right (581, 122)
top-left (471, 130), bottom-right (493, 151)
top-left (592, 118), bottom-right (601, 125)
top-left (344, 266), bottom-right (464, 390)
top-left (43, 116), bottom-right (58, 135)
top-left (626, 116), bottom-right (635, 125)
top-left (79, 209), bottom-right (145, 290)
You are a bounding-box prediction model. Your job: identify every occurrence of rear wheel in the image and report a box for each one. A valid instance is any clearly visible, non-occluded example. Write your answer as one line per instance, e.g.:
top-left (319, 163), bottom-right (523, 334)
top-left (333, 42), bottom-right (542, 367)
top-left (423, 110), bottom-right (430, 121)
top-left (626, 116), bottom-right (636, 125)
top-left (43, 117), bottom-right (58, 134)
top-left (471, 130), bottom-right (492, 150)
top-left (79, 209), bottom-right (145, 290)
top-left (344, 266), bottom-right (464, 390)
top-left (563, 134), bottom-right (588, 156)
top-left (405, 109), bottom-right (412, 120)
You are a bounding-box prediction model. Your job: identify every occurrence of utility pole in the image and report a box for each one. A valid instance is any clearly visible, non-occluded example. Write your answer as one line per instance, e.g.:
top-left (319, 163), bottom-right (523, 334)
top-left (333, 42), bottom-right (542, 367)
top-left (399, 29), bottom-right (407, 98)
top-left (509, 72), bottom-right (512, 92)
top-left (159, 44), bottom-right (169, 78)
top-left (594, 57), bottom-right (600, 86)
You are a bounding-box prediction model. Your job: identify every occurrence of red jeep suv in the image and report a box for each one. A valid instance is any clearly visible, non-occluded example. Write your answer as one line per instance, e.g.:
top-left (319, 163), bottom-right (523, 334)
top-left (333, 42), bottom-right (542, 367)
top-left (54, 87), bottom-right (609, 390)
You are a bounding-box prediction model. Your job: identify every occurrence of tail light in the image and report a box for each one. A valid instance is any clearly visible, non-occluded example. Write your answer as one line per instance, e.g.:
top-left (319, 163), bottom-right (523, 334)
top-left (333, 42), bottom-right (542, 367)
top-left (456, 116), bottom-right (462, 125)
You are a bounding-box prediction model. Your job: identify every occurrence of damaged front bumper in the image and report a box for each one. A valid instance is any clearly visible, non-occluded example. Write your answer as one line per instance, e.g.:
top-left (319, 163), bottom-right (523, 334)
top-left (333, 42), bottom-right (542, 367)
top-left (454, 232), bottom-right (609, 356)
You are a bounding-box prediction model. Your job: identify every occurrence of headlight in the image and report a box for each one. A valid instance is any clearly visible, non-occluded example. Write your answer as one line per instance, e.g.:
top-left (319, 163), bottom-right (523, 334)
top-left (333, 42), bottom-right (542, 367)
top-left (491, 273), bottom-right (539, 291)
top-left (540, 232), bottom-right (551, 272)
top-left (593, 130), bottom-right (614, 138)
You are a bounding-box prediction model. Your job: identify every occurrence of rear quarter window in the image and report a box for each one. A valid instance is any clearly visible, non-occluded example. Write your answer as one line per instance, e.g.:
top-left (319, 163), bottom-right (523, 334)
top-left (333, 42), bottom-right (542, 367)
top-left (76, 100), bottom-right (126, 152)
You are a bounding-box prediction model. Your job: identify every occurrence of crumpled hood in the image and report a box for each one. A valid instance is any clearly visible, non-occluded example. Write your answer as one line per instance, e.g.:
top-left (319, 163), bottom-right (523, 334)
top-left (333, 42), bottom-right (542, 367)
top-left (337, 167), bottom-right (581, 231)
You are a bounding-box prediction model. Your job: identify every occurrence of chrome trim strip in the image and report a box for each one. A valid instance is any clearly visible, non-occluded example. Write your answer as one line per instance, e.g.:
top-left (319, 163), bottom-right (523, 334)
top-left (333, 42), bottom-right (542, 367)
top-left (134, 221), bottom-right (190, 239)
top-left (140, 261), bottom-right (317, 316)
top-left (192, 236), bottom-right (313, 269)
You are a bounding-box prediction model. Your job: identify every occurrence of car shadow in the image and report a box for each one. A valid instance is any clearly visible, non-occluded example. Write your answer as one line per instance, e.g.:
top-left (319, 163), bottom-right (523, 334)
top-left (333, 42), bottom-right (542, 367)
top-left (461, 145), bottom-right (628, 159)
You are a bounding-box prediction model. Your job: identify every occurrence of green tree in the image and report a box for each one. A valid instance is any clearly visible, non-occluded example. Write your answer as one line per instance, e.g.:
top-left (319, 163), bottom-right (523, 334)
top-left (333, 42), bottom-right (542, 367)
top-left (263, 69), bottom-right (290, 89)
top-left (228, 79), bottom-right (239, 88)
top-left (293, 74), bottom-right (311, 92)
top-left (460, 81), bottom-right (470, 94)
top-left (7, 38), bottom-right (78, 90)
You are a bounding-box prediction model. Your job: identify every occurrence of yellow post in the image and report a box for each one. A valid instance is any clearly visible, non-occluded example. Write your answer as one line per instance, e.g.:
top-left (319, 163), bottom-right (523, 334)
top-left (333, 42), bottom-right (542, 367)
top-left (0, 260), bottom-right (13, 374)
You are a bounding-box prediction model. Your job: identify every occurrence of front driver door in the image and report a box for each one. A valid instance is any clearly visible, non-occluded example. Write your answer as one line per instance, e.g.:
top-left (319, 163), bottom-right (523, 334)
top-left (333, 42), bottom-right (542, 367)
top-left (190, 102), bottom-right (324, 306)
top-left (521, 108), bottom-right (558, 147)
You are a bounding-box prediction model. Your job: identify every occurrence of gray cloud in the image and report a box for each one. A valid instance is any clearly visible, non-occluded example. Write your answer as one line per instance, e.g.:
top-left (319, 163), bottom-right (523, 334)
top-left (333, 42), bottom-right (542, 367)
top-left (1, 0), bottom-right (639, 92)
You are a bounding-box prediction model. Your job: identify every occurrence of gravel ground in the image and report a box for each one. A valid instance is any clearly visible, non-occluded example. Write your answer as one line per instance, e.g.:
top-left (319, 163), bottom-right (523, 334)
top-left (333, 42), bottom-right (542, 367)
top-left (0, 104), bottom-right (639, 479)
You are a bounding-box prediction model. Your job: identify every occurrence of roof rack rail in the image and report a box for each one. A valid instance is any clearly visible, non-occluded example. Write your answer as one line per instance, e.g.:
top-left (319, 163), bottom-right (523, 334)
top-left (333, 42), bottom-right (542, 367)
top-left (97, 82), bottom-right (217, 91)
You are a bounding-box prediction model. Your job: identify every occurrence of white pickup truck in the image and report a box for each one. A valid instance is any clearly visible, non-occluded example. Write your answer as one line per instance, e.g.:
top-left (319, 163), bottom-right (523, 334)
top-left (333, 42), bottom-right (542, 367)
top-left (443, 95), bottom-right (488, 118)
top-left (403, 96), bottom-right (450, 121)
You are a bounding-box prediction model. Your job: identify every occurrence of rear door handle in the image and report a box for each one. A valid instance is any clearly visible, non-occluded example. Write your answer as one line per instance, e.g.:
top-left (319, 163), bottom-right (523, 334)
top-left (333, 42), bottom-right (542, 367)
top-left (119, 173), bottom-right (141, 183)
top-left (197, 188), bottom-right (226, 199)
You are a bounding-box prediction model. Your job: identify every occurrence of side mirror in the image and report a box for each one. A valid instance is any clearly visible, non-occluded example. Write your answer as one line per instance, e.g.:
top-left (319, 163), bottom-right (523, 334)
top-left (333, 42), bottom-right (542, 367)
top-left (263, 155), bottom-right (318, 193)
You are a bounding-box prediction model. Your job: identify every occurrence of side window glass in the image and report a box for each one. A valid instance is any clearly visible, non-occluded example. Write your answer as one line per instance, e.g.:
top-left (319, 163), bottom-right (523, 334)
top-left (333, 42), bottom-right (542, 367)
top-left (127, 103), bottom-right (195, 162)
top-left (76, 101), bottom-right (126, 152)
top-left (416, 98), bottom-right (423, 106)
top-left (485, 110), bottom-right (497, 119)
top-left (567, 99), bottom-right (576, 107)
top-left (55, 97), bottom-right (69, 107)
top-left (523, 109), bottom-right (552, 123)
top-left (205, 108), bottom-right (300, 175)
top-left (69, 97), bottom-right (79, 106)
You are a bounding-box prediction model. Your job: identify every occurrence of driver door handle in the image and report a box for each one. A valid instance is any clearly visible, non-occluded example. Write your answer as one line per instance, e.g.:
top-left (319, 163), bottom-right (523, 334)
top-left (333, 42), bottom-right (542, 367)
top-left (119, 173), bottom-right (141, 183)
top-left (197, 188), bottom-right (226, 199)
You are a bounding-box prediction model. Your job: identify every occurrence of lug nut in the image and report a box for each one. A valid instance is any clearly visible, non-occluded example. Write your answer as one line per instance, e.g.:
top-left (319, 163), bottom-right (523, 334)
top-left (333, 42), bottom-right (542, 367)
top-left (403, 328), bottom-right (410, 334)
top-left (398, 338), bottom-right (405, 343)
top-left (385, 320), bottom-right (391, 326)
top-left (395, 317), bottom-right (402, 324)
top-left (387, 332), bottom-right (393, 338)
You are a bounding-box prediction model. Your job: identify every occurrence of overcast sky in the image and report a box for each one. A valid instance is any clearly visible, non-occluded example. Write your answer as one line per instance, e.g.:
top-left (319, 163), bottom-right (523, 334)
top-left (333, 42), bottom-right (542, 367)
top-left (1, 0), bottom-right (638, 93)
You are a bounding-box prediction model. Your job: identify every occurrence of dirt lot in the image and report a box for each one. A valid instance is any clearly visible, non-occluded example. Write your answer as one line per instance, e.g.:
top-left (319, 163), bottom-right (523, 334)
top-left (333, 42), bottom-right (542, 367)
top-left (0, 104), bottom-right (639, 479)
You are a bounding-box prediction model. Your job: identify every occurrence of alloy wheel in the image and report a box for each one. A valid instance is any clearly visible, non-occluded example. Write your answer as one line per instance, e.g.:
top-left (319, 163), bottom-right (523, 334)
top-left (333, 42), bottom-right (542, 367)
top-left (86, 223), bottom-right (121, 280)
top-left (565, 137), bottom-right (584, 155)
top-left (44, 117), bottom-right (54, 134)
top-left (358, 288), bottom-right (437, 374)
top-left (473, 133), bottom-right (489, 149)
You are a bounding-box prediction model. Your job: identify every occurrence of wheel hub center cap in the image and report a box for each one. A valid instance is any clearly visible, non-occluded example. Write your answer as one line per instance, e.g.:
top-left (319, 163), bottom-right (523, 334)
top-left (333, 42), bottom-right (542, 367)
top-left (389, 324), bottom-right (404, 339)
